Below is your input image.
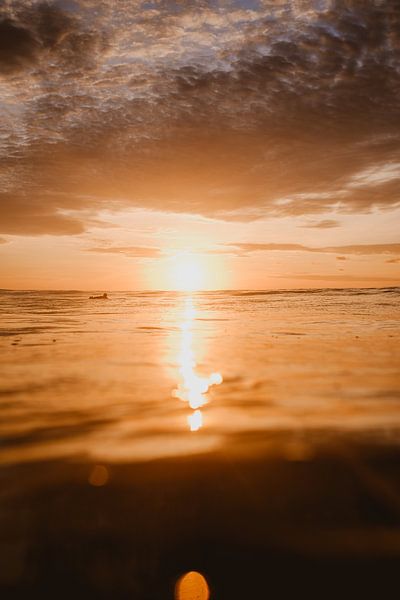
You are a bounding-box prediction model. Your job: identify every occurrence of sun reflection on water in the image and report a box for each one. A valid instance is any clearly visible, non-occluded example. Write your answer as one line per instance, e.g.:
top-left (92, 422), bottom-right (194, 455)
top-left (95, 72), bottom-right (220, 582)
top-left (172, 297), bottom-right (222, 431)
top-left (188, 409), bottom-right (202, 432)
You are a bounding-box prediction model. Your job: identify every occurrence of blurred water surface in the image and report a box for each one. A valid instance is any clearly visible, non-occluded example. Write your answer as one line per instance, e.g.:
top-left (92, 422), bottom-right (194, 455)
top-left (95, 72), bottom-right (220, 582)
top-left (0, 288), bottom-right (399, 464)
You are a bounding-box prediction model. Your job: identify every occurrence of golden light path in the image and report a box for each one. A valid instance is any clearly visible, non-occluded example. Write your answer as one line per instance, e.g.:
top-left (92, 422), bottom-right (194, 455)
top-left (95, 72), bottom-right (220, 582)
top-left (172, 297), bottom-right (222, 431)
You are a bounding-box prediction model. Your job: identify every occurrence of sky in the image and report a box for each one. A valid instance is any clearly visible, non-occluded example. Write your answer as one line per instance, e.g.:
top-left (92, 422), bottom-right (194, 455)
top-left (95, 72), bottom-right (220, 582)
top-left (0, 0), bottom-right (399, 290)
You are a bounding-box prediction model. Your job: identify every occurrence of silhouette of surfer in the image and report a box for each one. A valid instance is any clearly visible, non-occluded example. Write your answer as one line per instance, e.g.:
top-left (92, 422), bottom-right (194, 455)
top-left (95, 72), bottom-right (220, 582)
top-left (89, 292), bottom-right (108, 299)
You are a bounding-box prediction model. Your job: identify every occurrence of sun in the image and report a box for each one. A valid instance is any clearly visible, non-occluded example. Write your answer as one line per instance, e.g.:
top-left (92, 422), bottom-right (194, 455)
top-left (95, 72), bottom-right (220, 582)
top-left (170, 253), bottom-right (206, 291)
top-left (146, 248), bottom-right (229, 291)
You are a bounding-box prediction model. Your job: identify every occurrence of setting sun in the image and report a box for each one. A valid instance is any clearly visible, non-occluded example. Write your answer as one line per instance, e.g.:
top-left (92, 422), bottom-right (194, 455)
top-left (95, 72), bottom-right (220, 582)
top-left (169, 253), bottom-right (206, 292)
top-left (144, 249), bottom-right (230, 292)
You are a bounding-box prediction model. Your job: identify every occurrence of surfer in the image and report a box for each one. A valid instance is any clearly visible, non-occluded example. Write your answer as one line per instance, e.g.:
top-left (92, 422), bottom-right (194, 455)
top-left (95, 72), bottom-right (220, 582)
top-left (89, 293), bottom-right (108, 299)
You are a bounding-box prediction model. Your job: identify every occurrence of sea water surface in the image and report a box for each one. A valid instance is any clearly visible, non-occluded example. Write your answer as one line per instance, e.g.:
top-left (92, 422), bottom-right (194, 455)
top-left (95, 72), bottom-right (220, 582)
top-left (1, 288), bottom-right (399, 465)
top-left (1, 288), bottom-right (400, 598)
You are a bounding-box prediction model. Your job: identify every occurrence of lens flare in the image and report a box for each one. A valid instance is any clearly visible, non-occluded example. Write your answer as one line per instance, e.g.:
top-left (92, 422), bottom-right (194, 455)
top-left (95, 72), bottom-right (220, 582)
top-left (175, 571), bottom-right (210, 600)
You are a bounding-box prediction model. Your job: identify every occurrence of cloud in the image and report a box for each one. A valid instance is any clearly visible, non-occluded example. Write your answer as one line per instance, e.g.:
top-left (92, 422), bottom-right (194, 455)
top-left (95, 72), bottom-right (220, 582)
top-left (300, 219), bottom-right (340, 229)
top-left (347, 163), bottom-right (400, 189)
top-left (0, 18), bottom-right (39, 74)
top-left (271, 274), bottom-right (400, 283)
top-left (325, 244), bottom-right (400, 255)
top-left (224, 243), bottom-right (400, 256)
top-left (87, 245), bottom-right (162, 259)
top-left (0, 2), bottom-right (105, 74)
top-left (0, 194), bottom-right (87, 235)
top-left (0, 1), bottom-right (399, 234)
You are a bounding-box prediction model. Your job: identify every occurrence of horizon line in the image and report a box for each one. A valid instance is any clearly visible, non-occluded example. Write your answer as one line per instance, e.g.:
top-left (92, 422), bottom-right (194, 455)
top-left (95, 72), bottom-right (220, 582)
top-left (0, 285), bottom-right (399, 293)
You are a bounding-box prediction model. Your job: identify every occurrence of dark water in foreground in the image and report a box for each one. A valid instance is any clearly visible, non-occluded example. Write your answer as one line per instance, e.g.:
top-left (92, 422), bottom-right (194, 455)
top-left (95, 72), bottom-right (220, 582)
top-left (0, 288), bottom-right (399, 598)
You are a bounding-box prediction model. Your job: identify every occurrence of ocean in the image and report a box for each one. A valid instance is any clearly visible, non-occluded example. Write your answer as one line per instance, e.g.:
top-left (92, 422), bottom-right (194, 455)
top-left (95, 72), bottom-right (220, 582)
top-left (1, 288), bottom-right (399, 597)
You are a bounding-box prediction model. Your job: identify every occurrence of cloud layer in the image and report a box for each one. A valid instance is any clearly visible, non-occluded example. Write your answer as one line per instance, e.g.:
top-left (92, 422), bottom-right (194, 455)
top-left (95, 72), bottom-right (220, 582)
top-left (88, 245), bottom-right (161, 258)
top-left (225, 242), bottom-right (400, 256)
top-left (86, 241), bottom-right (400, 260)
top-left (1, 0), bottom-right (400, 234)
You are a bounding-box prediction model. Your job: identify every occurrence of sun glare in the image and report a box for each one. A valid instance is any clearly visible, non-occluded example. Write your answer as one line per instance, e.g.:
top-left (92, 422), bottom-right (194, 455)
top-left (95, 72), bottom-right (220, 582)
top-left (170, 253), bottom-right (206, 292)
top-left (147, 248), bottom-right (229, 291)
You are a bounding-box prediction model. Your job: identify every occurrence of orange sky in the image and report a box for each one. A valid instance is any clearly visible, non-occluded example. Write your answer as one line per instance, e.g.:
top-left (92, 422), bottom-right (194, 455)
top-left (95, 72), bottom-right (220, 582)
top-left (0, 1), bottom-right (399, 290)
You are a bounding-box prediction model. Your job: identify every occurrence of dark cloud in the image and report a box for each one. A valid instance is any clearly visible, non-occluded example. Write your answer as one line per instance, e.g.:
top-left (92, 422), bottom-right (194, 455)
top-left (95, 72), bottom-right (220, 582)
top-left (0, 18), bottom-right (39, 74)
top-left (0, 1), bottom-right (400, 234)
top-left (87, 245), bottom-right (162, 259)
top-left (0, 1), bottom-right (105, 75)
